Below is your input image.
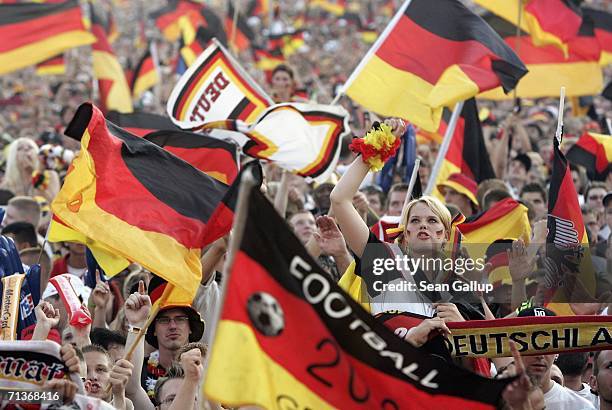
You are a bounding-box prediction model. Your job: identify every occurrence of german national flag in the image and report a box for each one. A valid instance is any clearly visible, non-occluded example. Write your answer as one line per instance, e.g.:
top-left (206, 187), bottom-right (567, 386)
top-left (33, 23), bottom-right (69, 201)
top-left (479, 13), bottom-right (602, 99)
top-left (204, 185), bottom-right (511, 408)
top-left (180, 24), bottom-right (217, 67)
top-left (90, 4), bottom-right (132, 113)
top-left (150, 0), bottom-right (204, 42)
top-left (35, 54), bottom-right (65, 76)
top-left (106, 111), bottom-right (179, 137)
top-left (51, 103), bottom-right (234, 298)
top-left (247, 0), bottom-right (269, 18)
top-left (343, 0), bottom-right (527, 132)
top-left (545, 136), bottom-right (596, 315)
top-left (144, 130), bottom-right (238, 184)
top-left (458, 198), bottom-right (531, 260)
top-left (131, 45), bottom-right (159, 100)
top-left (430, 99), bottom-right (496, 199)
top-left (567, 132), bottom-right (612, 182)
top-left (226, 1), bottom-right (255, 52)
top-left (0, 0), bottom-right (95, 75)
top-left (310, 0), bottom-right (346, 16)
top-left (253, 47), bottom-right (284, 81)
top-left (580, 7), bottom-right (612, 66)
top-left (473, 0), bottom-right (582, 56)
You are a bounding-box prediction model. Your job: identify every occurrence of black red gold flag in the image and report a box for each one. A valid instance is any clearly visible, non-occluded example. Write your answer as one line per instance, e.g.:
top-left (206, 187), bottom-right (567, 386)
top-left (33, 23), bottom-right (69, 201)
top-left (144, 130), bottom-right (238, 184)
top-left (35, 54), bottom-right (66, 76)
top-left (131, 46), bottom-right (159, 100)
top-left (204, 185), bottom-right (512, 408)
top-left (342, 0), bottom-right (527, 132)
top-left (566, 132), bottom-right (612, 181)
top-left (226, 0), bottom-right (255, 52)
top-left (430, 99), bottom-right (496, 199)
top-left (150, 0), bottom-right (204, 42)
top-left (0, 0), bottom-right (94, 75)
top-left (50, 103), bottom-right (232, 299)
top-left (106, 111), bottom-right (179, 137)
top-left (545, 136), bottom-right (597, 316)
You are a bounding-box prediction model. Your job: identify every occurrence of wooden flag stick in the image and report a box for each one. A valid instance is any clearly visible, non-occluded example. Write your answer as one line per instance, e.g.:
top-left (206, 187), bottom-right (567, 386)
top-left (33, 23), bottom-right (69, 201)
top-left (200, 163), bottom-right (258, 391)
top-left (425, 100), bottom-right (464, 194)
top-left (230, 2), bottom-right (240, 52)
top-left (555, 87), bottom-right (566, 143)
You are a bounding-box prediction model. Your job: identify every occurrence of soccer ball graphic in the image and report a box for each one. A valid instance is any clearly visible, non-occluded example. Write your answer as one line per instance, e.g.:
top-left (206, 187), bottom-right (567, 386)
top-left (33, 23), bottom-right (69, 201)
top-left (247, 292), bottom-right (285, 337)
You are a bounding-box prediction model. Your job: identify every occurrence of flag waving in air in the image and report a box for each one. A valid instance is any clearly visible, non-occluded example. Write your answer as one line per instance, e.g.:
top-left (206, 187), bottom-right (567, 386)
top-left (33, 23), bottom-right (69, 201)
top-left (0, 0), bottom-right (94, 75)
top-left (341, 0), bottom-right (527, 132)
top-left (566, 132), bottom-right (612, 181)
top-left (167, 38), bottom-right (273, 130)
top-left (50, 103), bottom-right (235, 301)
top-left (204, 184), bottom-right (512, 408)
top-left (545, 136), bottom-right (597, 316)
top-left (200, 102), bottom-right (350, 183)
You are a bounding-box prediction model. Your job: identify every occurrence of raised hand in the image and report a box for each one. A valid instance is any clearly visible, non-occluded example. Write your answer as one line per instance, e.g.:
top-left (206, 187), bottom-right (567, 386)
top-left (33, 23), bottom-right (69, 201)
top-left (91, 270), bottom-right (111, 310)
top-left (180, 348), bottom-right (204, 383)
top-left (384, 118), bottom-right (407, 137)
top-left (124, 280), bottom-right (151, 327)
top-left (109, 359), bottom-right (133, 396)
top-left (508, 239), bottom-right (535, 283)
top-left (313, 216), bottom-right (348, 258)
top-left (43, 379), bottom-right (77, 405)
top-left (34, 301), bottom-right (60, 330)
top-left (501, 341), bottom-right (533, 409)
top-left (433, 302), bottom-right (465, 323)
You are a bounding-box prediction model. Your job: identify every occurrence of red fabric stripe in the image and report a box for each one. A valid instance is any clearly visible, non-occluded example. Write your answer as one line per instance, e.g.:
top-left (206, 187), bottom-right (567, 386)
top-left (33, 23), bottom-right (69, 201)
top-left (549, 162), bottom-right (585, 240)
top-left (594, 27), bottom-right (612, 53)
top-left (156, 3), bottom-right (201, 30)
top-left (123, 127), bottom-right (150, 137)
top-left (443, 117), bottom-right (465, 169)
top-left (91, 24), bottom-right (113, 54)
top-left (458, 198), bottom-right (521, 234)
top-left (165, 146), bottom-right (238, 183)
top-left (200, 202), bottom-right (233, 246)
top-left (576, 133), bottom-right (608, 173)
top-left (447, 315), bottom-right (612, 330)
top-left (487, 252), bottom-right (509, 270)
top-left (0, 7), bottom-right (84, 52)
top-left (86, 110), bottom-right (210, 248)
top-left (376, 14), bottom-right (500, 86)
top-left (222, 251), bottom-right (496, 409)
top-left (524, 0), bottom-right (582, 43)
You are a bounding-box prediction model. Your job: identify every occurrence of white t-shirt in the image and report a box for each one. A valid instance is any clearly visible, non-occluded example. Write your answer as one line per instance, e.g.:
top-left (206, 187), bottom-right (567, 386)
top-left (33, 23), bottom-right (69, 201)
top-left (544, 382), bottom-right (596, 410)
top-left (575, 383), bottom-right (598, 409)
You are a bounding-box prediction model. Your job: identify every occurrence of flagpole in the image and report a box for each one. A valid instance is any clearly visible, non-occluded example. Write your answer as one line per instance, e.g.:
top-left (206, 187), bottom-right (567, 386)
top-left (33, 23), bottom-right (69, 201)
top-left (331, 0), bottom-right (413, 105)
top-left (555, 87), bottom-right (566, 144)
top-left (425, 100), bottom-right (464, 194)
top-left (398, 158), bottom-right (421, 225)
top-left (200, 161), bottom-right (258, 391)
top-left (606, 118), bottom-right (612, 135)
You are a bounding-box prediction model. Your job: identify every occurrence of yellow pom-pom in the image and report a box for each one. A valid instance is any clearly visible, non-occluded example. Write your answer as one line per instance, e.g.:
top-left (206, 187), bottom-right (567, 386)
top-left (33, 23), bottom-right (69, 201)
top-left (363, 123), bottom-right (395, 149)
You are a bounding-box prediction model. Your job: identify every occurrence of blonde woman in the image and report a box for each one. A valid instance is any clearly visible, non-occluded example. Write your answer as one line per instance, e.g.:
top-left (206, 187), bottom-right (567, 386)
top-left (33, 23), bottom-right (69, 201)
top-left (1, 137), bottom-right (60, 202)
top-left (330, 119), bottom-right (468, 320)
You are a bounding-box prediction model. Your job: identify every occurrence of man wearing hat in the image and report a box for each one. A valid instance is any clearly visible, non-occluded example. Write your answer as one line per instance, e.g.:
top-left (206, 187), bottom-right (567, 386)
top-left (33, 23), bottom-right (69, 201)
top-left (437, 173), bottom-right (479, 217)
top-left (125, 277), bottom-right (205, 400)
top-left (517, 307), bottom-right (596, 410)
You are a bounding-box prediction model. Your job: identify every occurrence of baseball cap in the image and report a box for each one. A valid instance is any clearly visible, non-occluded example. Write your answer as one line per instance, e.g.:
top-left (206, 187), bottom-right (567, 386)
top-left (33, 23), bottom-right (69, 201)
top-left (517, 306), bottom-right (556, 317)
top-left (437, 173), bottom-right (479, 207)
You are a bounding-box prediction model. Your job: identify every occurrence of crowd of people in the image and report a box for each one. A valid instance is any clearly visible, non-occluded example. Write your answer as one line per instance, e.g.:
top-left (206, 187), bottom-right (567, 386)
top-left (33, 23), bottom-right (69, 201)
top-left (0, 0), bottom-right (611, 409)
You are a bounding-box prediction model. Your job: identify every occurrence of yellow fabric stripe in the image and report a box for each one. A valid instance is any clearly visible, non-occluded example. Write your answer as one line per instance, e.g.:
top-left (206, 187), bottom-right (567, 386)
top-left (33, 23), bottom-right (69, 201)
top-left (600, 50), bottom-right (612, 67)
top-left (36, 64), bottom-right (66, 76)
top-left (133, 69), bottom-right (159, 100)
top-left (478, 62), bottom-right (603, 99)
top-left (50, 130), bottom-right (200, 300)
top-left (204, 320), bottom-right (334, 409)
top-left (337, 261), bottom-right (371, 313)
top-left (590, 133), bottom-right (612, 163)
top-left (47, 219), bottom-right (130, 275)
top-left (0, 31), bottom-right (94, 75)
top-left (431, 160), bottom-right (461, 201)
top-left (92, 51), bottom-right (133, 113)
top-left (345, 55), bottom-right (478, 132)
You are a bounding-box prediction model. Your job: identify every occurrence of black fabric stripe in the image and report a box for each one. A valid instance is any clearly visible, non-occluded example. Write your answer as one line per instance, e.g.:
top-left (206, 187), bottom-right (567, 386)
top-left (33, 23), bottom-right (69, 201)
top-left (227, 0), bottom-right (255, 42)
top-left (65, 104), bottom-right (228, 224)
top-left (582, 7), bottom-right (612, 32)
top-left (149, 0), bottom-right (178, 20)
top-left (144, 130), bottom-right (237, 155)
top-left (221, 160), bottom-right (262, 211)
top-left (480, 12), bottom-right (528, 38)
top-left (239, 187), bottom-right (511, 403)
top-left (406, 0), bottom-right (526, 90)
top-left (201, 7), bottom-right (227, 46)
top-left (107, 111), bottom-right (179, 133)
top-left (461, 99), bottom-right (496, 182)
top-left (228, 97), bottom-right (251, 119)
top-left (547, 138), bottom-right (568, 215)
top-left (0, 0), bottom-right (77, 26)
